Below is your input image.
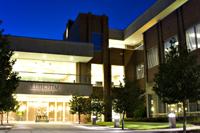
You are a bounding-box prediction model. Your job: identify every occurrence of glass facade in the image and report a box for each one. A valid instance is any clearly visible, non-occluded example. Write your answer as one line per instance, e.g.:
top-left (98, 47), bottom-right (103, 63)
top-left (9, 94), bottom-right (78, 122)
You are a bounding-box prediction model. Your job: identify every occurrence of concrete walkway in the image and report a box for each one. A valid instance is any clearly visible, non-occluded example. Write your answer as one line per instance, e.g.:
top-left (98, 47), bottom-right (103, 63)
top-left (0, 123), bottom-right (199, 133)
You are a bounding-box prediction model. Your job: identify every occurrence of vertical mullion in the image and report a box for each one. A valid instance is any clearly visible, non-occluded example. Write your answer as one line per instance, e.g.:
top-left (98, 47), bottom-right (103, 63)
top-left (194, 26), bottom-right (198, 49)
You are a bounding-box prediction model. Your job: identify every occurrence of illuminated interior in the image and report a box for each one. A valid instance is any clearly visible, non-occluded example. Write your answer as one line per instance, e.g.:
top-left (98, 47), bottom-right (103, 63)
top-left (111, 65), bottom-right (124, 86)
top-left (10, 94), bottom-right (78, 122)
top-left (12, 52), bottom-right (76, 83)
top-left (167, 103), bottom-right (183, 113)
top-left (91, 64), bottom-right (104, 86)
top-left (109, 39), bottom-right (126, 49)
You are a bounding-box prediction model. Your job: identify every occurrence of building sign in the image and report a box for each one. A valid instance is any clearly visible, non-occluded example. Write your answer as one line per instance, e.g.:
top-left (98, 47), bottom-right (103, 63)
top-left (16, 81), bottom-right (92, 96)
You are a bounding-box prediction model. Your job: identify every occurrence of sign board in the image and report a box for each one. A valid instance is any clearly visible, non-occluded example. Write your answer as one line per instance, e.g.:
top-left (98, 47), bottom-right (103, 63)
top-left (16, 81), bottom-right (92, 96)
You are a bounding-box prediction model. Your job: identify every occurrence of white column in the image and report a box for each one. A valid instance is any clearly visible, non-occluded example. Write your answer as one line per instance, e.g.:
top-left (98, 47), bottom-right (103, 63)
top-left (26, 102), bottom-right (29, 121)
top-left (63, 102), bottom-right (65, 122)
top-left (55, 102), bottom-right (57, 122)
top-left (47, 102), bottom-right (49, 120)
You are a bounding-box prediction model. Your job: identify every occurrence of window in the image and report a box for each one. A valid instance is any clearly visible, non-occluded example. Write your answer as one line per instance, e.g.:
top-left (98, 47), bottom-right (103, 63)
top-left (91, 64), bottom-right (103, 86)
top-left (186, 23), bottom-right (200, 51)
top-left (92, 32), bottom-right (102, 51)
top-left (136, 64), bottom-right (144, 79)
top-left (147, 47), bottom-right (159, 69)
top-left (164, 35), bottom-right (179, 54)
top-left (13, 59), bottom-right (76, 83)
top-left (111, 65), bottom-right (124, 86)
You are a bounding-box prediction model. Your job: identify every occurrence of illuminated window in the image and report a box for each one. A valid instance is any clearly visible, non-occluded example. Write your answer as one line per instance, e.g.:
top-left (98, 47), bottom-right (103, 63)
top-left (111, 65), bottom-right (124, 86)
top-left (186, 23), bottom-right (200, 51)
top-left (13, 59), bottom-right (76, 83)
top-left (91, 64), bottom-right (103, 86)
top-left (164, 35), bottom-right (179, 54)
top-left (147, 47), bottom-right (158, 69)
top-left (136, 64), bottom-right (144, 79)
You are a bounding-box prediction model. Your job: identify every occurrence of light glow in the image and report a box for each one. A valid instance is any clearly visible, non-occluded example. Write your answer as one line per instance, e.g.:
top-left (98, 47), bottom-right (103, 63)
top-left (109, 39), bottom-right (126, 49)
top-left (91, 64), bottom-right (103, 86)
top-left (111, 65), bottom-right (124, 86)
top-left (13, 58), bottom-right (76, 83)
top-left (189, 33), bottom-right (200, 38)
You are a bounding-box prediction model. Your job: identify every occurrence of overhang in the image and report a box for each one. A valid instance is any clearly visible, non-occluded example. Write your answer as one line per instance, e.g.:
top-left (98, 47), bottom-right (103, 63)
top-left (113, 0), bottom-right (188, 46)
top-left (8, 36), bottom-right (93, 62)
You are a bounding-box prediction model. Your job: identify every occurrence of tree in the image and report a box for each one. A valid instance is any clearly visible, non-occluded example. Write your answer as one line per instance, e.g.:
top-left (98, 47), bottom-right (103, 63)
top-left (0, 22), bottom-right (20, 125)
top-left (5, 95), bottom-right (19, 123)
top-left (90, 96), bottom-right (104, 121)
top-left (69, 95), bottom-right (91, 124)
top-left (112, 80), bottom-right (144, 130)
top-left (153, 45), bottom-right (200, 133)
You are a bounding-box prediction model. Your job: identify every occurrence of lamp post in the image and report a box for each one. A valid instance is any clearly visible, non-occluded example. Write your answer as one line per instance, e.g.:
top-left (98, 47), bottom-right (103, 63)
top-left (168, 112), bottom-right (176, 128)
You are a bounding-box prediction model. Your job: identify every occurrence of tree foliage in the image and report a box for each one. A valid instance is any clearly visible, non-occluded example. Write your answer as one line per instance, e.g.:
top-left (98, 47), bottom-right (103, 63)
top-left (90, 95), bottom-right (104, 120)
top-left (69, 95), bottom-right (91, 124)
top-left (112, 80), bottom-right (144, 130)
top-left (153, 45), bottom-right (200, 132)
top-left (0, 23), bottom-right (20, 125)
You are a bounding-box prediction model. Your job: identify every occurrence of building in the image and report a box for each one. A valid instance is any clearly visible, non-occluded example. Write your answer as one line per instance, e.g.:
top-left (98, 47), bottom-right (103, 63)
top-left (5, 0), bottom-right (200, 122)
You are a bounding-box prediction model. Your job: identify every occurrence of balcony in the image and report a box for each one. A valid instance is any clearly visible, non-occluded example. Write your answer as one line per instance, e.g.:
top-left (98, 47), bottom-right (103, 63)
top-left (17, 71), bottom-right (91, 84)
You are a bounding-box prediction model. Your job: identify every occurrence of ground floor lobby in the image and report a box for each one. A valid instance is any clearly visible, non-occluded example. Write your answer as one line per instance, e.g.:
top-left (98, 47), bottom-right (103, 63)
top-left (8, 94), bottom-right (79, 122)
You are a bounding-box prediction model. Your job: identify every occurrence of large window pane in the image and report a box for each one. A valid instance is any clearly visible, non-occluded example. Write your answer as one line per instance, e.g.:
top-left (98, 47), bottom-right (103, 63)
top-left (91, 64), bottom-right (103, 86)
top-left (147, 47), bottom-right (158, 69)
top-left (196, 24), bottom-right (200, 48)
top-left (136, 64), bottom-right (144, 80)
top-left (111, 65), bottom-right (124, 86)
top-left (164, 36), bottom-right (178, 54)
top-left (13, 59), bottom-right (76, 83)
top-left (186, 27), bottom-right (196, 51)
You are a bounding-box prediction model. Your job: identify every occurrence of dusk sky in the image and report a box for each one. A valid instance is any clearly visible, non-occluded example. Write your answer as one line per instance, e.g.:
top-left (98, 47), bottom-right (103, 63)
top-left (0, 0), bottom-right (156, 40)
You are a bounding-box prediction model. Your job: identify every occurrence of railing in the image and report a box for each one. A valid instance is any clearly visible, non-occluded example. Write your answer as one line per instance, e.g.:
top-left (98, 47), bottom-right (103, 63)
top-left (17, 71), bottom-right (91, 84)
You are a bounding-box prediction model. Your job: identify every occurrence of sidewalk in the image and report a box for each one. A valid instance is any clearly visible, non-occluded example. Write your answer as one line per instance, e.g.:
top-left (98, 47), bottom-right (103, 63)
top-left (77, 124), bottom-right (200, 133)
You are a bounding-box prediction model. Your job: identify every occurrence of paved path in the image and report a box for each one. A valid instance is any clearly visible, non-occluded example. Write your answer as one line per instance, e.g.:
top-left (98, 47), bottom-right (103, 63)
top-left (0, 123), bottom-right (199, 133)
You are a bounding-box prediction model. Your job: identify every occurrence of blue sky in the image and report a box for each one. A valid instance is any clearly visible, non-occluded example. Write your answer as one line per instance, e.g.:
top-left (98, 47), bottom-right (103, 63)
top-left (0, 0), bottom-right (156, 40)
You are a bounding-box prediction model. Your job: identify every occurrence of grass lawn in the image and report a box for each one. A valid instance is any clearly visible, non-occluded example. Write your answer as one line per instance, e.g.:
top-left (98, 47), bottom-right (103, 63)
top-left (94, 121), bottom-right (192, 130)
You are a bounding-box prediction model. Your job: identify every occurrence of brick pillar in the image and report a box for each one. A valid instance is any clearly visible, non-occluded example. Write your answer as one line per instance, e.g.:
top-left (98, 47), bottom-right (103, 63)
top-left (102, 15), bottom-right (112, 122)
top-left (76, 62), bottom-right (91, 84)
top-left (177, 7), bottom-right (186, 50)
top-left (157, 22), bottom-right (164, 63)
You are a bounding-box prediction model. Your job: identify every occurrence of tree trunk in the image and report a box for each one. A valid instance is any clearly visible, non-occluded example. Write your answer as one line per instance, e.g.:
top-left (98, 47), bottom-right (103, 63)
top-left (183, 100), bottom-right (187, 133)
top-left (96, 112), bottom-right (98, 120)
top-left (78, 112), bottom-right (81, 124)
top-left (122, 112), bottom-right (125, 130)
top-left (0, 112), bottom-right (3, 125)
top-left (6, 112), bottom-right (8, 124)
